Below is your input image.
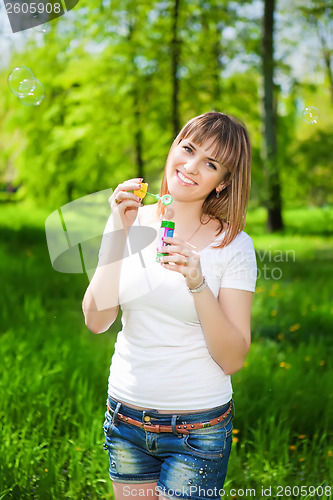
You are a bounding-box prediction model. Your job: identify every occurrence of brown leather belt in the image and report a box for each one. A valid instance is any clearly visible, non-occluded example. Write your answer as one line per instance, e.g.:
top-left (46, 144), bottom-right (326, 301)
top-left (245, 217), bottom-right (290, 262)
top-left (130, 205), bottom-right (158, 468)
top-left (106, 401), bottom-right (232, 435)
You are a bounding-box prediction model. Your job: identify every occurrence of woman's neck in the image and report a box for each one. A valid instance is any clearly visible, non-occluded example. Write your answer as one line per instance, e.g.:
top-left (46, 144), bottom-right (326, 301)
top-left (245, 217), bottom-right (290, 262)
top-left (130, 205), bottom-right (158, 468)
top-left (163, 200), bottom-right (208, 229)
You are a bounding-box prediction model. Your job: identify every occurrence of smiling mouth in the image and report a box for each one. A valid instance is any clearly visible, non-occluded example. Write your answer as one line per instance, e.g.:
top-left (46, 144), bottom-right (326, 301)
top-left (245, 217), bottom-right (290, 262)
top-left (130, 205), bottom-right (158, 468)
top-left (176, 170), bottom-right (197, 186)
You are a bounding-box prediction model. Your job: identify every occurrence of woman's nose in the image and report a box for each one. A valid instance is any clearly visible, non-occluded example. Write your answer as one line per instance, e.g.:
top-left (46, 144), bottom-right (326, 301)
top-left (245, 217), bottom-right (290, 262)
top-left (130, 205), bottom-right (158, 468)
top-left (183, 158), bottom-right (200, 174)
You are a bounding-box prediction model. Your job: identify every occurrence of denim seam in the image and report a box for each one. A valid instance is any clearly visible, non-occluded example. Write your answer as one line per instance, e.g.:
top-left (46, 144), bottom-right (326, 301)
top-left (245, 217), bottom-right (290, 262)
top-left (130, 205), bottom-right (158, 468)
top-left (109, 474), bottom-right (160, 483)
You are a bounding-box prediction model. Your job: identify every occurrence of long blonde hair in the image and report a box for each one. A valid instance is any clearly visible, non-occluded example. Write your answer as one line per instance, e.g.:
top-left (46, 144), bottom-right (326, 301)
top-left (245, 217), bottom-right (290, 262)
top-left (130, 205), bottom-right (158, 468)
top-left (155, 111), bottom-right (252, 249)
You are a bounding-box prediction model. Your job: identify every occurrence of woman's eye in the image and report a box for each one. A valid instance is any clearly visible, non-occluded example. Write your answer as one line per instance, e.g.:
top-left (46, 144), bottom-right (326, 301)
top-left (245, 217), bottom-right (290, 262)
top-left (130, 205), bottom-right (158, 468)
top-left (182, 146), bottom-right (217, 170)
top-left (207, 162), bottom-right (217, 170)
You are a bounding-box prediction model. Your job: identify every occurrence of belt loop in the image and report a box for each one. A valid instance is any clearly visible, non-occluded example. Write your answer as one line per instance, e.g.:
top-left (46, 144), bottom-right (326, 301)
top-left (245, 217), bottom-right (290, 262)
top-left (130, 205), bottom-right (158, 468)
top-left (171, 414), bottom-right (179, 436)
top-left (112, 402), bottom-right (122, 426)
top-left (142, 410), bottom-right (148, 423)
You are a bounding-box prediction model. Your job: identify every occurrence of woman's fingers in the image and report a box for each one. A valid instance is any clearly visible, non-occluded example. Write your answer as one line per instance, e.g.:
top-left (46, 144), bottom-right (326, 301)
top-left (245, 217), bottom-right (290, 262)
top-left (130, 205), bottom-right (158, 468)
top-left (109, 180), bottom-right (143, 206)
top-left (159, 244), bottom-right (190, 256)
top-left (115, 178), bottom-right (143, 193)
top-left (108, 178), bottom-right (144, 229)
top-left (157, 236), bottom-right (202, 284)
top-left (114, 191), bottom-right (142, 204)
top-left (159, 257), bottom-right (203, 287)
top-left (158, 254), bottom-right (189, 266)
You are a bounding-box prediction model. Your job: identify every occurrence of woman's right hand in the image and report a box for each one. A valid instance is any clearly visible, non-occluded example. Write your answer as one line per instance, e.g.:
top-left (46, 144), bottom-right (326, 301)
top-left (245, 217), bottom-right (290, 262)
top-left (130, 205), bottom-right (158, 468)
top-left (109, 178), bottom-right (143, 230)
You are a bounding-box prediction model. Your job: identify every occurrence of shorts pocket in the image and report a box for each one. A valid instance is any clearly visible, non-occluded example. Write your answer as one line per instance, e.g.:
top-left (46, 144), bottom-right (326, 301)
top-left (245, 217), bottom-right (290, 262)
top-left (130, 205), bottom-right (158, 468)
top-left (181, 418), bottom-right (233, 459)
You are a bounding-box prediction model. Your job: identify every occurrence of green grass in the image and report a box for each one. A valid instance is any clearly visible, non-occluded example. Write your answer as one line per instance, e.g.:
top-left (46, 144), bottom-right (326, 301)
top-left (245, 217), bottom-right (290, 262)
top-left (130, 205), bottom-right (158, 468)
top-left (0, 201), bottom-right (332, 499)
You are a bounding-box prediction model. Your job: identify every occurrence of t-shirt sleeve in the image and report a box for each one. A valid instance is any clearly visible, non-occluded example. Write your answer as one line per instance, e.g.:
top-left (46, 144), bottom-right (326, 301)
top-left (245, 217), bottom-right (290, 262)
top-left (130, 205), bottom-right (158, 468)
top-left (220, 235), bottom-right (257, 292)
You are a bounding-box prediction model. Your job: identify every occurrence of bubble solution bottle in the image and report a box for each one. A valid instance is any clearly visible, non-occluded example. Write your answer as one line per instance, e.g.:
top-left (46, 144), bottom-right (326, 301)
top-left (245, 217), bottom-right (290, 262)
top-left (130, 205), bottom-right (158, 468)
top-left (156, 220), bottom-right (175, 263)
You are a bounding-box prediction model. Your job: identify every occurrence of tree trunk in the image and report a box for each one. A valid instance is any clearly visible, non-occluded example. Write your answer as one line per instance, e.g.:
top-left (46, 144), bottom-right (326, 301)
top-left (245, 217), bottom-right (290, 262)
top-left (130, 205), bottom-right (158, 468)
top-left (128, 12), bottom-right (144, 180)
top-left (201, 3), bottom-right (223, 109)
top-left (212, 22), bottom-right (223, 109)
top-left (134, 103), bottom-right (144, 180)
top-left (262, 0), bottom-right (283, 231)
top-left (316, 20), bottom-right (333, 105)
top-left (171, 0), bottom-right (181, 136)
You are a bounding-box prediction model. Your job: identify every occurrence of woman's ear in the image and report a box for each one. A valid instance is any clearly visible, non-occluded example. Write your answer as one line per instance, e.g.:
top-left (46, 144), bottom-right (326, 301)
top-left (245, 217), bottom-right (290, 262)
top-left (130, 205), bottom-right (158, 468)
top-left (217, 179), bottom-right (230, 191)
top-left (219, 170), bottom-right (232, 190)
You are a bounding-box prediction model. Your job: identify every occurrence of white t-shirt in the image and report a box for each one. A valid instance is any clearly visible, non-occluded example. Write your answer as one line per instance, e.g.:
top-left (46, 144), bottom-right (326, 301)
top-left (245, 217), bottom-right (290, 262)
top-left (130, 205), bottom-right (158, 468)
top-left (98, 208), bottom-right (257, 410)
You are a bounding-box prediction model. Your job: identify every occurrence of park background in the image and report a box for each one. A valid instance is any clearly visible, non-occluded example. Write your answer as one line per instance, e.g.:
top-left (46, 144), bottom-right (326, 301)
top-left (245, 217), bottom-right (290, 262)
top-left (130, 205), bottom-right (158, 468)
top-left (0, 0), bottom-right (332, 498)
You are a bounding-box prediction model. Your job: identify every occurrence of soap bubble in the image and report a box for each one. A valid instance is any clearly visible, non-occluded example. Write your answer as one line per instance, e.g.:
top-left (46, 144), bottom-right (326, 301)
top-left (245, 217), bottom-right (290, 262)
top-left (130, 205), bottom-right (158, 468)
top-left (33, 24), bottom-right (51, 33)
top-left (302, 106), bottom-right (320, 125)
top-left (8, 66), bottom-right (34, 96)
top-left (17, 78), bottom-right (37, 97)
top-left (165, 207), bottom-right (175, 220)
top-left (18, 78), bottom-right (45, 107)
top-left (32, 16), bottom-right (51, 33)
top-left (31, 12), bottom-right (51, 31)
top-left (8, 66), bottom-right (45, 106)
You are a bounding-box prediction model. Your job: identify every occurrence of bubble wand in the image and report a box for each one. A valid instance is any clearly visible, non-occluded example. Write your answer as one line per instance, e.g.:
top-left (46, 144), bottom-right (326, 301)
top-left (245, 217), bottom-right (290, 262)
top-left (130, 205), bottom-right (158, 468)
top-left (133, 183), bottom-right (175, 262)
top-left (134, 183), bottom-right (173, 206)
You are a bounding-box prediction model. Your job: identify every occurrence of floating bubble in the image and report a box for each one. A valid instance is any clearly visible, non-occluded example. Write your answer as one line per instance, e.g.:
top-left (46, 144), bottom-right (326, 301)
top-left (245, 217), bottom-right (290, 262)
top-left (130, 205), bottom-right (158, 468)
top-left (302, 106), bottom-right (320, 125)
top-left (31, 12), bottom-right (51, 30)
top-left (164, 207), bottom-right (175, 220)
top-left (33, 25), bottom-right (50, 33)
top-left (33, 22), bottom-right (51, 33)
top-left (17, 78), bottom-right (37, 97)
top-left (8, 66), bottom-right (34, 96)
top-left (18, 78), bottom-right (45, 107)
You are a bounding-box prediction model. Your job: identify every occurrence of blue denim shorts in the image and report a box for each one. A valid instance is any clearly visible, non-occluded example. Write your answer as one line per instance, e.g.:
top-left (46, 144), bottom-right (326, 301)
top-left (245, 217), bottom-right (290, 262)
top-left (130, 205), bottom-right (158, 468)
top-left (103, 395), bottom-right (234, 500)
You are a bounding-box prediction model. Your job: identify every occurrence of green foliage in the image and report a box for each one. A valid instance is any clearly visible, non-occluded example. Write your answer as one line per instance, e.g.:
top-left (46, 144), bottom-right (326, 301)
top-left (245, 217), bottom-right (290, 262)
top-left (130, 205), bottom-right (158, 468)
top-left (0, 202), bottom-right (332, 498)
top-left (0, 3), bottom-right (332, 497)
top-left (0, 0), bottom-right (331, 213)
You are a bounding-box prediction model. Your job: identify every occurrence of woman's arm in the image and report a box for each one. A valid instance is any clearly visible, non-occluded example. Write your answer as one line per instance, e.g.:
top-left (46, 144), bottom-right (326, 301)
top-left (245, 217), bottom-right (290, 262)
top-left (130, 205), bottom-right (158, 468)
top-left (191, 287), bottom-right (253, 374)
top-left (82, 178), bottom-right (143, 334)
top-left (82, 228), bottom-right (128, 333)
top-left (158, 234), bottom-right (255, 374)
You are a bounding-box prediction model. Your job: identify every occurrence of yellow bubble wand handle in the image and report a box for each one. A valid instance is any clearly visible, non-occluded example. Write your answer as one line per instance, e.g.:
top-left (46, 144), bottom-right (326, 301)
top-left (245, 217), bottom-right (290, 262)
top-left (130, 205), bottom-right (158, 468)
top-left (134, 183), bottom-right (173, 206)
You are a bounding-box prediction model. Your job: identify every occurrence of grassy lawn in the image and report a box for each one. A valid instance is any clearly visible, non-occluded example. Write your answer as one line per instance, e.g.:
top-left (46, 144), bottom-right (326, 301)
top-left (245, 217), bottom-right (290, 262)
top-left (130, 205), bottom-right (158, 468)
top-left (0, 200), bottom-right (332, 499)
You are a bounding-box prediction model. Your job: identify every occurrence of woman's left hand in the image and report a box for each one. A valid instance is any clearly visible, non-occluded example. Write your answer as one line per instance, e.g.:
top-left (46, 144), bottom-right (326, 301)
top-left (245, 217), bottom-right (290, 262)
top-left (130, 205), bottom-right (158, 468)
top-left (157, 236), bottom-right (204, 290)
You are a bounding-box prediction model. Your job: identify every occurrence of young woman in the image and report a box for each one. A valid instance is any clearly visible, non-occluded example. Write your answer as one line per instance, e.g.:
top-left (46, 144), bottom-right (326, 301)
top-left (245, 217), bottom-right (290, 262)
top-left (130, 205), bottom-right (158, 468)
top-left (82, 111), bottom-right (257, 500)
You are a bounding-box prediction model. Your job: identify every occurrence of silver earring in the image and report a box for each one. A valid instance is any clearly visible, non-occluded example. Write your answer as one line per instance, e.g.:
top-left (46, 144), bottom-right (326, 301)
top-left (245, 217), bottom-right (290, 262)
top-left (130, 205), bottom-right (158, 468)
top-left (216, 191), bottom-right (220, 199)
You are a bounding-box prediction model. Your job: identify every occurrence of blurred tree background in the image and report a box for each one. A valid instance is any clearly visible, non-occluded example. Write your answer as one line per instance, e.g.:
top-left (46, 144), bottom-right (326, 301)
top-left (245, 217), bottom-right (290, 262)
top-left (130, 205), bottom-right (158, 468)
top-left (1, 0), bottom-right (332, 222)
top-left (1, 1), bottom-right (333, 498)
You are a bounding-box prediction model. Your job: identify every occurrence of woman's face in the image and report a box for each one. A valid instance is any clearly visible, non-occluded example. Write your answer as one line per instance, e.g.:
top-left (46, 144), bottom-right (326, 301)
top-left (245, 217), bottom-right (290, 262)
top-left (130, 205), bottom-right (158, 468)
top-left (165, 136), bottom-right (229, 202)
